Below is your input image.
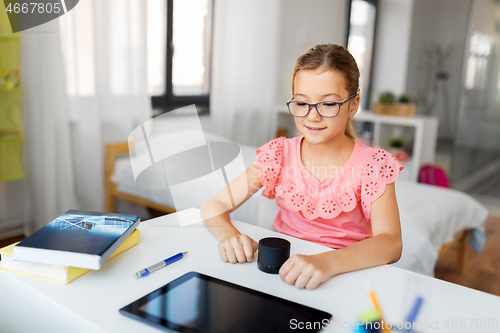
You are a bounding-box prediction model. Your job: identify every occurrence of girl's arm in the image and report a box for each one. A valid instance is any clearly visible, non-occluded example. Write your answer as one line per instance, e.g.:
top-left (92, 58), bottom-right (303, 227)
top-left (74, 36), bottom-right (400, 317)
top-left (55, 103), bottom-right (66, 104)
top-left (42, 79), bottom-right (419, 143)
top-left (201, 164), bottom-right (263, 263)
top-left (279, 182), bottom-right (402, 290)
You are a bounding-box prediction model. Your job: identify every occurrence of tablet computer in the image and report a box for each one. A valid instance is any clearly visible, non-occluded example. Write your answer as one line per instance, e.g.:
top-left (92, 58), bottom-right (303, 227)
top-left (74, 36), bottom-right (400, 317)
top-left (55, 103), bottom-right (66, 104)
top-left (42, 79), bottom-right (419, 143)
top-left (119, 271), bottom-right (332, 333)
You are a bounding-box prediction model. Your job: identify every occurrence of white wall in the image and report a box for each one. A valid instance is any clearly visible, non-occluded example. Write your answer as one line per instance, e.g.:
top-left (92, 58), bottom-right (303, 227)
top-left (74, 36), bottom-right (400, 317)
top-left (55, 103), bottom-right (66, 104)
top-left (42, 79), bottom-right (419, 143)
top-left (371, 0), bottom-right (414, 106)
top-left (207, 0), bottom-right (348, 145)
top-left (405, 0), bottom-right (470, 138)
top-left (276, 0), bottom-right (348, 105)
top-left (209, 0), bottom-right (281, 147)
top-left (455, 0), bottom-right (500, 150)
top-left (0, 181), bottom-right (26, 238)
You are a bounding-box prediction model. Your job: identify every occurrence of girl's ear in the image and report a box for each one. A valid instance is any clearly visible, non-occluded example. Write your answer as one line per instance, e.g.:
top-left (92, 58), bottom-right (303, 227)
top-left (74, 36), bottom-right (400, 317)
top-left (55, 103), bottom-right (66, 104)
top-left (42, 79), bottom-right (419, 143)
top-left (348, 95), bottom-right (360, 117)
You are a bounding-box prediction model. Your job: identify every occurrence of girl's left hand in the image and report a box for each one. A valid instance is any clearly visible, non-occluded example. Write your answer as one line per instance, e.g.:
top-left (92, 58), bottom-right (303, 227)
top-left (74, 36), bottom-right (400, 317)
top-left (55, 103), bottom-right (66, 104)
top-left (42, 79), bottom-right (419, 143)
top-left (279, 253), bottom-right (335, 290)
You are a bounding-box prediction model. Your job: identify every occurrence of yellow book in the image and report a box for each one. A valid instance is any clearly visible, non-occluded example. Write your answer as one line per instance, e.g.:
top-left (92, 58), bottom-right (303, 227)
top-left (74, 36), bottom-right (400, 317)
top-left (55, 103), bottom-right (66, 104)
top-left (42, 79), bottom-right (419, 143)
top-left (0, 229), bottom-right (140, 284)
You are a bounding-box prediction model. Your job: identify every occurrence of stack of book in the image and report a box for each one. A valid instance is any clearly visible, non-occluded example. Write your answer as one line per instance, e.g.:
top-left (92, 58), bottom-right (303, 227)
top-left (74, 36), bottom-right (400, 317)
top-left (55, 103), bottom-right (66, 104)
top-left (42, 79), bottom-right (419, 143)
top-left (0, 210), bottom-right (141, 284)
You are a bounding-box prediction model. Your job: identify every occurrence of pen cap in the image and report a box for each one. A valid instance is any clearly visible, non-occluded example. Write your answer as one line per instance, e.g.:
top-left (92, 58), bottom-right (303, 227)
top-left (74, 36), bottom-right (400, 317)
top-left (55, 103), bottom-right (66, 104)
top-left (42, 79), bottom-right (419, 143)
top-left (257, 237), bottom-right (291, 274)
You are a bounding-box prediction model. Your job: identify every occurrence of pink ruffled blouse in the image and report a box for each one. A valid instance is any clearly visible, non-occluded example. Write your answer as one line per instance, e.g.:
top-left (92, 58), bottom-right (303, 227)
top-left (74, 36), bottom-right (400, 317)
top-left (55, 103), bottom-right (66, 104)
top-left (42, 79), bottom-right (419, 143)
top-left (253, 135), bottom-right (404, 249)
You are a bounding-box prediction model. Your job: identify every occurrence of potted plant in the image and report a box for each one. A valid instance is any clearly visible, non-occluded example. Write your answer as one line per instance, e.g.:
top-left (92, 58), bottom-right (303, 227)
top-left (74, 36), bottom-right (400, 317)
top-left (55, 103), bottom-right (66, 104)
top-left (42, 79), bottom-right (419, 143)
top-left (373, 91), bottom-right (416, 117)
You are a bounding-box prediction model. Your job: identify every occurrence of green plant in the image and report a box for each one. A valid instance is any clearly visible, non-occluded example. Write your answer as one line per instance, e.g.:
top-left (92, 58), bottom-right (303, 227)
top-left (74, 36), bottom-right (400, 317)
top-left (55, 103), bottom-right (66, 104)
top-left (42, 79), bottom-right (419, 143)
top-left (378, 91), bottom-right (396, 104)
top-left (399, 93), bottom-right (411, 103)
top-left (389, 138), bottom-right (405, 148)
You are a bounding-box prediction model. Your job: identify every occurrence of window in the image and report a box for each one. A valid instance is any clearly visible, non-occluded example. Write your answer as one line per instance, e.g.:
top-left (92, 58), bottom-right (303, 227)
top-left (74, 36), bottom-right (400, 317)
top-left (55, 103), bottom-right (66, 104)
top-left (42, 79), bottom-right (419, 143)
top-left (346, 0), bottom-right (378, 111)
top-left (147, 0), bottom-right (213, 115)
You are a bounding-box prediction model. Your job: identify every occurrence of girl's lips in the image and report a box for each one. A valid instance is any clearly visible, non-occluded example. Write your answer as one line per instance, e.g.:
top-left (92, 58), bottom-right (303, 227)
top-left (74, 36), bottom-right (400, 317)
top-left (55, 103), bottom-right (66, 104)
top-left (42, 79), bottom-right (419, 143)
top-left (306, 126), bottom-right (326, 133)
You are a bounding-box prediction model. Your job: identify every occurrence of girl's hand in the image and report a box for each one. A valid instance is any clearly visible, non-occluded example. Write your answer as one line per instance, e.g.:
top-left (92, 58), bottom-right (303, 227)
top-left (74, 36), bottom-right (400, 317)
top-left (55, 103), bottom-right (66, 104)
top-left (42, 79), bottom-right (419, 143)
top-left (279, 253), bottom-right (335, 290)
top-left (218, 234), bottom-right (258, 263)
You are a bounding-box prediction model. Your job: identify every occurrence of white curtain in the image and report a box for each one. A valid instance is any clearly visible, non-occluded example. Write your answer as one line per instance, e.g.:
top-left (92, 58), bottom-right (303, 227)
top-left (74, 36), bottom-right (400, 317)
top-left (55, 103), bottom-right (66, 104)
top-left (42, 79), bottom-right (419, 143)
top-left (210, 0), bottom-right (281, 147)
top-left (21, 20), bottom-right (78, 233)
top-left (59, 0), bottom-right (151, 212)
top-left (21, 0), bottom-right (151, 231)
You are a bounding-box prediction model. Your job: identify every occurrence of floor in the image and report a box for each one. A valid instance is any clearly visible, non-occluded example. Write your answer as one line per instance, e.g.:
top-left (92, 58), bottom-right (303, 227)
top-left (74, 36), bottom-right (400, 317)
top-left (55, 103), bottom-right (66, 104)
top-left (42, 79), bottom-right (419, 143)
top-left (472, 195), bottom-right (500, 216)
top-left (468, 173), bottom-right (500, 198)
top-left (452, 148), bottom-right (500, 189)
top-left (434, 214), bottom-right (500, 296)
top-left (435, 138), bottom-right (500, 200)
top-left (434, 140), bottom-right (500, 296)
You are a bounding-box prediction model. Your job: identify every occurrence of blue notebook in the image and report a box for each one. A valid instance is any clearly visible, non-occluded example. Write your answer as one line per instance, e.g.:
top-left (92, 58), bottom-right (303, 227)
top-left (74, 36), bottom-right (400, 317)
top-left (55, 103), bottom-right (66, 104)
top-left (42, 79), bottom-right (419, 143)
top-left (13, 210), bottom-right (140, 270)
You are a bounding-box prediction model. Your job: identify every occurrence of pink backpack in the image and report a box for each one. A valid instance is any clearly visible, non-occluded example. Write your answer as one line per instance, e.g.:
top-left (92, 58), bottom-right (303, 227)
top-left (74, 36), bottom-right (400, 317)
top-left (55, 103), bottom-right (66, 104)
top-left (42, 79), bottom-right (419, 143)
top-left (418, 164), bottom-right (451, 188)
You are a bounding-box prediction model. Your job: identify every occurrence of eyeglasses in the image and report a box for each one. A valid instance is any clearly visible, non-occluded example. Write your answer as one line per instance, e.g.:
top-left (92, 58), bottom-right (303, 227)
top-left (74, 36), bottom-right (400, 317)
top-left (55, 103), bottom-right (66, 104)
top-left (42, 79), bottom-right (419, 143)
top-left (286, 93), bottom-right (358, 118)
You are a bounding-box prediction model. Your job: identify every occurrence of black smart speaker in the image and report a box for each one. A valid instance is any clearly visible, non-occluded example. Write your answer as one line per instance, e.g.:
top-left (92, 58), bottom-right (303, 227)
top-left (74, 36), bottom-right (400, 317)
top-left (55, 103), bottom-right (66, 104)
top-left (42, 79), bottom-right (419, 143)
top-left (257, 237), bottom-right (291, 274)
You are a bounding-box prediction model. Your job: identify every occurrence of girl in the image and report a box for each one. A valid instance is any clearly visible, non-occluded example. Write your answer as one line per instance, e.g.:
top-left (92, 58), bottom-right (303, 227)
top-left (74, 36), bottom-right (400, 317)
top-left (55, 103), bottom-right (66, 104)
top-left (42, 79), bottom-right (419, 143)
top-left (201, 44), bottom-right (403, 290)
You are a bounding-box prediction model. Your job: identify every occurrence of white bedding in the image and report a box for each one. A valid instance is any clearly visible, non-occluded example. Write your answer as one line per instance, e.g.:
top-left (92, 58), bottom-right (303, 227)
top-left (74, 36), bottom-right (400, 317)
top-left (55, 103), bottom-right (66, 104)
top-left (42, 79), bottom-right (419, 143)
top-left (112, 131), bottom-right (489, 277)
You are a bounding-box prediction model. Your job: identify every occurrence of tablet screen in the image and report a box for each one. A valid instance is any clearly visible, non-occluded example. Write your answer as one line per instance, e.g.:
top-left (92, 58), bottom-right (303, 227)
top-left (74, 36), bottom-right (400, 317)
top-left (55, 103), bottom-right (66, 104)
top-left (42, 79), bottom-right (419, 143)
top-left (120, 271), bottom-right (332, 333)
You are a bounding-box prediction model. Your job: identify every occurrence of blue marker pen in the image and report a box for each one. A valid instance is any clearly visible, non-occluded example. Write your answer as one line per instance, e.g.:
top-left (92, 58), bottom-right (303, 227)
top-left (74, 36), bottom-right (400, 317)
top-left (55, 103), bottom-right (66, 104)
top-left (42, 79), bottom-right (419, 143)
top-left (133, 252), bottom-right (188, 279)
top-left (404, 296), bottom-right (423, 333)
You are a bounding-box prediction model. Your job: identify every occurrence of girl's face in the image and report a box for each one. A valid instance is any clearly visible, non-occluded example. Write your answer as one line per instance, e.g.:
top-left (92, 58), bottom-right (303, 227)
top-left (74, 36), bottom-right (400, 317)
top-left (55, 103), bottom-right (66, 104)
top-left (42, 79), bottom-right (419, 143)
top-left (292, 68), bottom-right (359, 146)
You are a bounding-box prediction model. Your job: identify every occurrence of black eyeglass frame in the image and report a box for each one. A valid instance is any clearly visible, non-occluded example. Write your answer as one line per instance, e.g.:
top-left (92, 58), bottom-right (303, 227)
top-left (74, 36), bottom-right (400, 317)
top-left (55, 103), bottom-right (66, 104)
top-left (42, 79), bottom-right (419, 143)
top-left (286, 92), bottom-right (358, 118)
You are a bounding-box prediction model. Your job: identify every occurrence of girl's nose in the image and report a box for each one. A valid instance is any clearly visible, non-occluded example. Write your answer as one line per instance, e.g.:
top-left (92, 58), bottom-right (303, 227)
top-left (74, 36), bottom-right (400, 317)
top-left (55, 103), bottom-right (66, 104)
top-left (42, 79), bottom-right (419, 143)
top-left (307, 105), bottom-right (322, 121)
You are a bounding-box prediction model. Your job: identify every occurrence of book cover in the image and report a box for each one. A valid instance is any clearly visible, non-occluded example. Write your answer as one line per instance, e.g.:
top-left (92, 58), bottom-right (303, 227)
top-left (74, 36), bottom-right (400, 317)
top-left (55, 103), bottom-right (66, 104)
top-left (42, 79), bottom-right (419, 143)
top-left (0, 229), bottom-right (140, 284)
top-left (12, 210), bottom-right (140, 270)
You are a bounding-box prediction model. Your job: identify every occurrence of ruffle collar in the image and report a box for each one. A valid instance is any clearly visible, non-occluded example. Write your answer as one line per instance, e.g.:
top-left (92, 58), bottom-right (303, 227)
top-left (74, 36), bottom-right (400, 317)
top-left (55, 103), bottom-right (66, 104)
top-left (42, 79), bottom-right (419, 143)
top-left (254, 136), bottom-right (403, 221)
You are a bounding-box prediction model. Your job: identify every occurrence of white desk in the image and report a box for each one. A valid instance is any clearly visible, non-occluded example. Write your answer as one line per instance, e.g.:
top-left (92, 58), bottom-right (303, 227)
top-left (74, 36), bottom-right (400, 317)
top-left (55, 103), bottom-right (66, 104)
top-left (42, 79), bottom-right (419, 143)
top-left (1, 210), bottom-right (500, 333)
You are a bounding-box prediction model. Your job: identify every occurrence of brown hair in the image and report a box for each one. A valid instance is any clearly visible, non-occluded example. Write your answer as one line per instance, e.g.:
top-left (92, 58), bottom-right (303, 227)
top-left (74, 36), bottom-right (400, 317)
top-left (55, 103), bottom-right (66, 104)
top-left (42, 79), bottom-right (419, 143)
top-left (292, 44), bottom-right (360, 140)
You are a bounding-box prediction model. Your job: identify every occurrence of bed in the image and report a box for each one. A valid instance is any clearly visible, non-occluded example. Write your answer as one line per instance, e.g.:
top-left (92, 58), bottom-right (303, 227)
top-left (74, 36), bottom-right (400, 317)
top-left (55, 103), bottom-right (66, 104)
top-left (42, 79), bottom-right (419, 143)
top-left (106, 130), bottom-right (489, 277)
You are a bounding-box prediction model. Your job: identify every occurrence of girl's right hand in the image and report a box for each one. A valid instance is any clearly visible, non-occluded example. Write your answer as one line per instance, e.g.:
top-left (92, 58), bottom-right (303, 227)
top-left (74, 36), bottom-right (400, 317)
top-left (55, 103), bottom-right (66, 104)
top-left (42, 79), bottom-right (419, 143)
top-left (218, 234), bottom-right (258, 263)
